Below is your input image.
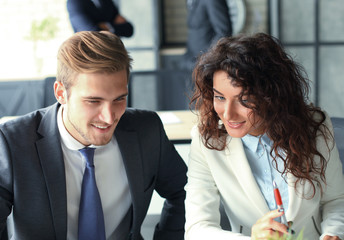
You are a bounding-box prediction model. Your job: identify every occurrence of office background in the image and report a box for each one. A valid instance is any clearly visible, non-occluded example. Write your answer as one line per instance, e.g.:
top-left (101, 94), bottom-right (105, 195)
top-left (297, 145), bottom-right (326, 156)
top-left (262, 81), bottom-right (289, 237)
top-left (1, 0), bottom-right (343, 118)
top-left (1, 0), bottom-right (344, 238)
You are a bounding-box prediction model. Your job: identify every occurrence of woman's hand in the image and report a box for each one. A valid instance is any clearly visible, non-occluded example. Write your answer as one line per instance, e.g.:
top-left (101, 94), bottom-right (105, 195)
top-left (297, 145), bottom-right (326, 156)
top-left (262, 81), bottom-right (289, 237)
top-left (114, 15), bottom-right (127, 24)
top-left (98, 22), bottom-right (111, 31)
top-left (323, 236), bottom-right (341, 240)
top-left (251, 209), bottom-right (289, 239)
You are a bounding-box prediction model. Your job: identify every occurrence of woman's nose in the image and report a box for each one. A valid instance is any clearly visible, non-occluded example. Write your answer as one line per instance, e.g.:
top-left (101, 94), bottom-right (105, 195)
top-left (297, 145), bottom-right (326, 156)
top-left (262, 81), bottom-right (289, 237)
top-left (223, 101), bottom-right (237, 120)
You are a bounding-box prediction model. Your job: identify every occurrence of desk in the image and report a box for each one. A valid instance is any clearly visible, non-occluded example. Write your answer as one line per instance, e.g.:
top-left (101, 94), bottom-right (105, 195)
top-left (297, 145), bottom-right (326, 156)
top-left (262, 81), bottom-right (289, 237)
top-left (157, 110), bottom-right (198, 144)
top-left (0, 116), bottom-right (17, 124)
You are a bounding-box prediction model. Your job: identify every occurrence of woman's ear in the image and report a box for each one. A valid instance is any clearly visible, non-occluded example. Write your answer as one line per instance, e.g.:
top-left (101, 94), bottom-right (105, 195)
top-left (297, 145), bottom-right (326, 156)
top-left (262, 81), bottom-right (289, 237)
top-left (54, 81), bottom-right (67, 104)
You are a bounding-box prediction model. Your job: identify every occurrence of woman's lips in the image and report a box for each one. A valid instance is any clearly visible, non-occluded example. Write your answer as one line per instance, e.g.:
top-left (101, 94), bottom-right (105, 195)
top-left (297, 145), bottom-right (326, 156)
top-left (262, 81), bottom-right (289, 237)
top-left (226, 121), bottom-right (245, 129)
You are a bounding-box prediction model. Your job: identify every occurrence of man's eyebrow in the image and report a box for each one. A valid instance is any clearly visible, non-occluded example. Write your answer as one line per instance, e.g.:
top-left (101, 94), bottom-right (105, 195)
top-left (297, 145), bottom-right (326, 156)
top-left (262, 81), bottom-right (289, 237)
top-left (83, 96), bottom-right (104, 100)
top-left (115, 93), bottom-right (129, 100)
top-left (82, 93), bottom-right (129, 101)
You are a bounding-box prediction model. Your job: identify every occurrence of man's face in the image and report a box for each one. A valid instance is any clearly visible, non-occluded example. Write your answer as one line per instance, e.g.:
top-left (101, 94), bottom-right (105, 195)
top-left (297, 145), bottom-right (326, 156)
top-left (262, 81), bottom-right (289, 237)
top-left (55, 70), bottom-right (128, 146)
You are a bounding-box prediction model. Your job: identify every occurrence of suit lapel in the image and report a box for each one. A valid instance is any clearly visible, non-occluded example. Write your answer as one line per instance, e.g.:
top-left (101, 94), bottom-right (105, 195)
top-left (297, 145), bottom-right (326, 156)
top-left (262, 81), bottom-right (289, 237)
top-left (115, 127), bottom-right (144, 230)
top-left (36, 104), bottom-right (67, 240)
top-left (226, 137), bottom-right (270, 215)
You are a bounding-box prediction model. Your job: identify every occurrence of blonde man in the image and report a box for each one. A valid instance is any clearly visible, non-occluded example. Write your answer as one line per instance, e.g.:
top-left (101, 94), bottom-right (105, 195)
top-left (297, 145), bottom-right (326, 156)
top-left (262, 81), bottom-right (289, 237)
top-left (0, 31), bottom-right (187, 240)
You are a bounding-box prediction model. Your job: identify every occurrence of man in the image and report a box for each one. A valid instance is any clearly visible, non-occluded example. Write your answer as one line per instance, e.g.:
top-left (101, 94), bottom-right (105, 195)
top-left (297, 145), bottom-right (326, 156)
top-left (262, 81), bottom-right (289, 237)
top-left (0, 31), bottom-right (187, 240)
top-left (181, 0), bottom-right (232, 72)
top-left (67, 0), bottom-right (134, 37)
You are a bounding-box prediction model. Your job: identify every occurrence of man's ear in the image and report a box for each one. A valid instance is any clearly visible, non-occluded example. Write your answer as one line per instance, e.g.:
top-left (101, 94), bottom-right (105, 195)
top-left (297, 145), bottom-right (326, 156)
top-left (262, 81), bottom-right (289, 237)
top-left (54, 81), bottom-right (67, 104)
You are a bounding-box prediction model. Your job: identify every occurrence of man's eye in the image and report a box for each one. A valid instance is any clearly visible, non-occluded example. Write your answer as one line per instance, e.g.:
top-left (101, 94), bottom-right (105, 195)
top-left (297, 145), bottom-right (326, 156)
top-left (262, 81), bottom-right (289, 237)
top-left (115, 96), bottom-right (127, 102)
top-left (87, 100), bottom-right (99, 104)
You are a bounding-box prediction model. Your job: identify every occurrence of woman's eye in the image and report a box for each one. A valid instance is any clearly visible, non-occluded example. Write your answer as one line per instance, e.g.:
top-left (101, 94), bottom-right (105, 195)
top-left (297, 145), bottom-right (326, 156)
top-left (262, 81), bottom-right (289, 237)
top-left (214, 96), bottom-right (225, 101)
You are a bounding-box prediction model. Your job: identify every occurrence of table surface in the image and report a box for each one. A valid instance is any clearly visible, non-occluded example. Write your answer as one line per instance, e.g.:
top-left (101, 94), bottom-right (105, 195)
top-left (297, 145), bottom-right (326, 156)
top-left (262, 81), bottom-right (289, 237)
top-left (0, 110), bottom-right (198, 142)
top-left (157, 110), bottom-right (198, 142)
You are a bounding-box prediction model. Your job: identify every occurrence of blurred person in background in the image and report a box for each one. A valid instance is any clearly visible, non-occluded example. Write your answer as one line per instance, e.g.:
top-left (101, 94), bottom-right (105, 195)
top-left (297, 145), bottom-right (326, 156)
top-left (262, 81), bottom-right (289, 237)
top-left (180, 0), bottom-right (232, 72)
top-left (67, 0), bottom-right (133, 38)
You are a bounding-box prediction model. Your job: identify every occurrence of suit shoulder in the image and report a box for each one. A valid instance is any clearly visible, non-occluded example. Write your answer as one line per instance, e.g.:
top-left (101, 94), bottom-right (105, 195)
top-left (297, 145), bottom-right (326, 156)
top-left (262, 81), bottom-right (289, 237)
top-left (118, 108), bottom-right (162, 131)
top-left (122, 108), bottom-right (160, 122)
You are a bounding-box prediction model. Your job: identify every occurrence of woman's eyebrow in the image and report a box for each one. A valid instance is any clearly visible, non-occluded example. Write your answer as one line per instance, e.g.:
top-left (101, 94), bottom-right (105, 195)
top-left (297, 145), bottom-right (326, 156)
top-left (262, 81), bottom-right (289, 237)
top-left (213, 88), bottom-right (242, 98)
top-left (213, 88), bottom-right (223, 95)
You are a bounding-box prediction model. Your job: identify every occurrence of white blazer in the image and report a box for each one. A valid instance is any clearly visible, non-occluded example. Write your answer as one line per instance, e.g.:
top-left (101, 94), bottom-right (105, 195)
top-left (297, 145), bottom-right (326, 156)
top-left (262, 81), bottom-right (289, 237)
top-left (185, 116), bottom-right (344, 240)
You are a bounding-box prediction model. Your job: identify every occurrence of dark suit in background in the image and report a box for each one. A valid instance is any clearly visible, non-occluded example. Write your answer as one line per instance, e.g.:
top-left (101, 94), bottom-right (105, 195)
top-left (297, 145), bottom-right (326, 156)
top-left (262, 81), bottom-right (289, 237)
top-left (67, 0), bottom-right (133, 37)
top-left (181, 0), bottom-right (232, 71)
top-left (0, 103), bottom-right (187, 239)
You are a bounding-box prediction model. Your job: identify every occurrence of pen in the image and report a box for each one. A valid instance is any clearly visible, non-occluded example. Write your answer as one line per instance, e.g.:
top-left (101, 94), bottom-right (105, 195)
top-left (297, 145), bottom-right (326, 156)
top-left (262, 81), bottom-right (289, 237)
top-left (272, 180), bottom-right (288, 226)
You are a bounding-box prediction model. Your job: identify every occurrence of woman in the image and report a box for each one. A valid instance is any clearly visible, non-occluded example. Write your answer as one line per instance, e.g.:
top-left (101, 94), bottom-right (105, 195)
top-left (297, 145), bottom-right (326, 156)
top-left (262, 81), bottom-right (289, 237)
top-left (185, 33), bottom-right (344, 239)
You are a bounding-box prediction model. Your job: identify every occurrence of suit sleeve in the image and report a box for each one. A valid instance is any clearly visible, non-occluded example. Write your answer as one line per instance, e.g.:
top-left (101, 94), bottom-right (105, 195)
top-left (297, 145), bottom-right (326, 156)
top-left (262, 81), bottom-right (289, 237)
top-left (319, 117), bottom-right (344, 239)
top-left (0, 129), bottom-right (14, 237)
top-left (152, 114), bottom-right (187, 240)
top-left (205, 0), bottom-right (232, 44)
top-left (67, 0), bottom-right (133, 37)
top-left (67, 0), bottom-right (102, 32)
top-left (185, 127), bottom-right (250, 240)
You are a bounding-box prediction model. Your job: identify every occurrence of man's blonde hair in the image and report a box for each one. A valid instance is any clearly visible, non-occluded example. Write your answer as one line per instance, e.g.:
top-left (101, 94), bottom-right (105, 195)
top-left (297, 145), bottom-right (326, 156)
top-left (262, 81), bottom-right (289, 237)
top-left (57, 31), bottom-right (132, 91)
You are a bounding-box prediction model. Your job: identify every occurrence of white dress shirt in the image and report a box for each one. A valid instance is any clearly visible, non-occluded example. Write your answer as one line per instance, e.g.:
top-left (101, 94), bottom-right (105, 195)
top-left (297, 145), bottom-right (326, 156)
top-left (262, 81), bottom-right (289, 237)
top-left (57, 106), bottom-right (132, 240)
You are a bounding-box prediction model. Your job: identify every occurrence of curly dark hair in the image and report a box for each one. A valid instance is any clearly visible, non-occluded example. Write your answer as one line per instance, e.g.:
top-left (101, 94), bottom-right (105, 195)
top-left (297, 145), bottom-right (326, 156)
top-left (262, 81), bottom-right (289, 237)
top-left (191, 33), bottom-right (333, 196)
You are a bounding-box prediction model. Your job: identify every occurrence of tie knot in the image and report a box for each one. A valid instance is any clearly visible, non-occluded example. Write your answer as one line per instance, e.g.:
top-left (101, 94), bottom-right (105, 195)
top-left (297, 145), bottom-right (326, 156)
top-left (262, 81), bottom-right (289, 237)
top-left (79, 147), bottom-right (96, 166)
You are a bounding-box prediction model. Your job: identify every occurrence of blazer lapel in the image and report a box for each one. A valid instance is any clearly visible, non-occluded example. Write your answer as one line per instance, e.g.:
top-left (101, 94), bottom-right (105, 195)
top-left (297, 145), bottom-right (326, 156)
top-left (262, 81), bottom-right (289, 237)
top-left (115, 127), bottom-right (144, 231)
top-left (36, 104), bottom-right (67, 240)
top-left (226, 137), bottom-right (311, 222)
top-left (226, 137), bottom-right (270, 215)
top-left (285, 173), bottom-right (308, 222)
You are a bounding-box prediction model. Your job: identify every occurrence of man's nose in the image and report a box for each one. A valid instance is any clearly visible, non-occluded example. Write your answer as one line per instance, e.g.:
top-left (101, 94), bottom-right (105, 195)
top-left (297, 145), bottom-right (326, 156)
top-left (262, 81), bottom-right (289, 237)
top-left (99, 104), bottom-right (115, 124)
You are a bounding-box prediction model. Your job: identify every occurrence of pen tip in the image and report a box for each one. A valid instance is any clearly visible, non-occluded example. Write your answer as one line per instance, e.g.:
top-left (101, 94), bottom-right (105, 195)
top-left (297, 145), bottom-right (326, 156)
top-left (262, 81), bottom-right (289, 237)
top-left (273, 180), bottom-right (277, 188)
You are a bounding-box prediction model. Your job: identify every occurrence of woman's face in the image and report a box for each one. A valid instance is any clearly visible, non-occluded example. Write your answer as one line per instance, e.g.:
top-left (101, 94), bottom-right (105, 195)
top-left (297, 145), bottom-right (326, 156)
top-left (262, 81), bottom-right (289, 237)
top-left (213, 70), bottom-right (264, 138)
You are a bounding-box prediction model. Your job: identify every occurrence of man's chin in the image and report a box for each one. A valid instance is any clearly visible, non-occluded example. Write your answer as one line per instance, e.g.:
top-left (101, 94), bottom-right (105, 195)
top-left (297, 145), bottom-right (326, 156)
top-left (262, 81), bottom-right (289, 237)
top-left (91, 138), bottom-right (112, 146)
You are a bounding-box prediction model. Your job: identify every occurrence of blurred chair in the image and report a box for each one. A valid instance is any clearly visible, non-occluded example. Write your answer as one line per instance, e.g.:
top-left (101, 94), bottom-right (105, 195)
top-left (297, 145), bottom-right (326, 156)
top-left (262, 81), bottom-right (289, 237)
top-left (331, 117), bottom-right (344, 173)
top-left (43, 77), bottom-right (57, 107)
top-left (0, 80), bottom-right (43, 117)
top-left (128, 70), bottom-right (192, 111)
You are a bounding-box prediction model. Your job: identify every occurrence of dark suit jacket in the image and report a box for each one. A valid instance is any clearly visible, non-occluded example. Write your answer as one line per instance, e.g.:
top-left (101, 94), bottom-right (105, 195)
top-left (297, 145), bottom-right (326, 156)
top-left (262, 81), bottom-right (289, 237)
top-left (182, 0), bottom-right (232, 71)
top-left (0, 103), bottom-right (187, 240)
top-left (67, 0), bottom-right (133, 37)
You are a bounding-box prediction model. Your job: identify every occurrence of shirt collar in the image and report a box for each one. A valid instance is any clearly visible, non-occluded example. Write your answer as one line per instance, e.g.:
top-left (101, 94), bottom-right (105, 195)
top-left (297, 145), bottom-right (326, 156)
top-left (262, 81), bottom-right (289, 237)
top-left (242, 134), bottom-right (260, 153)
top-left (242, 133), bottom-right (272, 153)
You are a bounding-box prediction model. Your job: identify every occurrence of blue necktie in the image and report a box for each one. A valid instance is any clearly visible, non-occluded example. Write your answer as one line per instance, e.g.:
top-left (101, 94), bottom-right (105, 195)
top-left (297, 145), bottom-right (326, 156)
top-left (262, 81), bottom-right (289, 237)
top-left (78, 147), bottom-right (106, 240)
